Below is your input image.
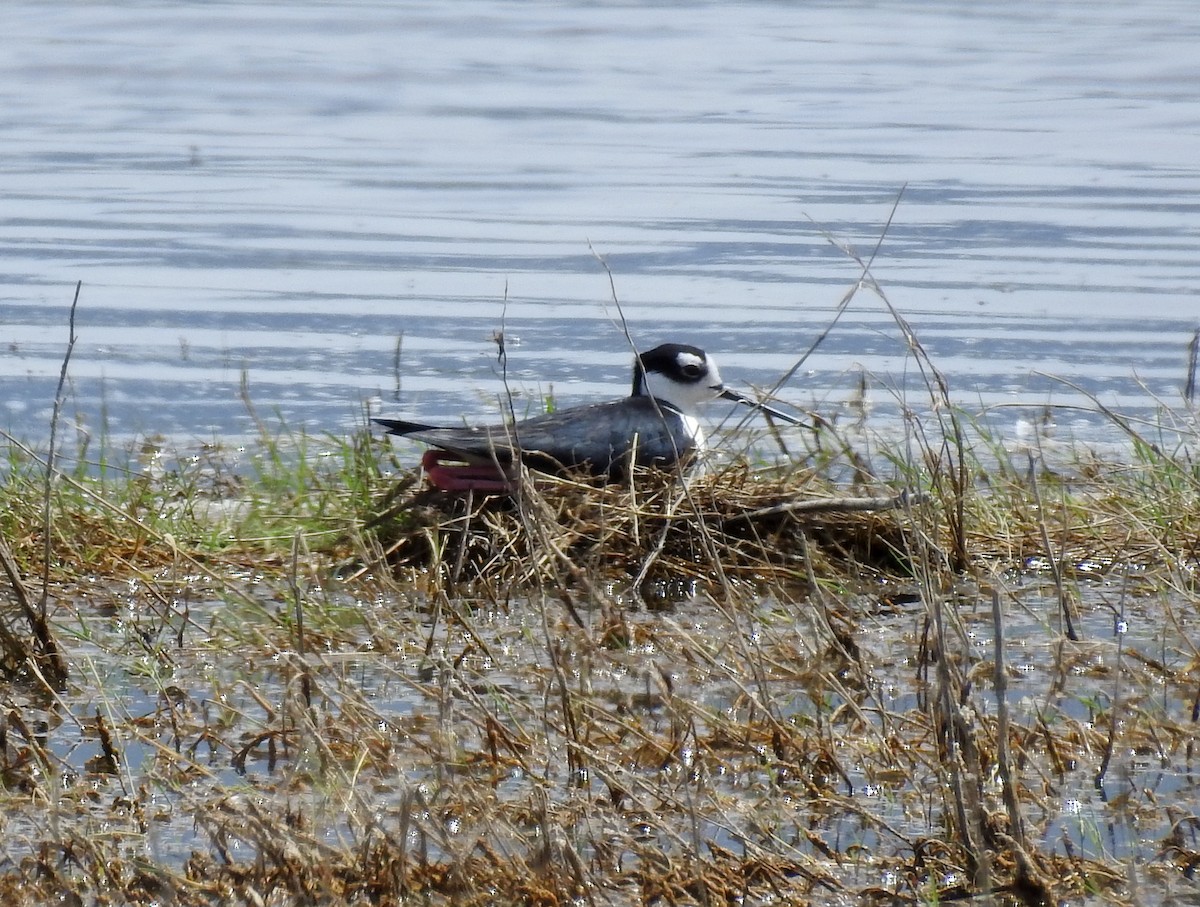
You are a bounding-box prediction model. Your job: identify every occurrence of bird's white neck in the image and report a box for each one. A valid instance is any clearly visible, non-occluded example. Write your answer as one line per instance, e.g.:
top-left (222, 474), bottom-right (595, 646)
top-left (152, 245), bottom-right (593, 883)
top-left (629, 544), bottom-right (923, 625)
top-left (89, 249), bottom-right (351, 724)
top-left (637, 369), bottom-right (721, 418)
top-left (677, 411), bottom-right (705, 449)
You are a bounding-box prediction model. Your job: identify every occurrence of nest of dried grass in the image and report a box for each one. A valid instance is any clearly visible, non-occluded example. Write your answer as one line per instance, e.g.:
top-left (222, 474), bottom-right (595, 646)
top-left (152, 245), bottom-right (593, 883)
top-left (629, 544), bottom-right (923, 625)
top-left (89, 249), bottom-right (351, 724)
top-left (367, 459), bottom-right (918, 595)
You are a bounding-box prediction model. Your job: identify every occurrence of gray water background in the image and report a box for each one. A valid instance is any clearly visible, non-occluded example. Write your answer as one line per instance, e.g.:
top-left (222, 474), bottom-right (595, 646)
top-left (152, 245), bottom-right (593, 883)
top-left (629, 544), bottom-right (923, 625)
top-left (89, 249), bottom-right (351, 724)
top-left (3, 1), bottom-right (1200, 452)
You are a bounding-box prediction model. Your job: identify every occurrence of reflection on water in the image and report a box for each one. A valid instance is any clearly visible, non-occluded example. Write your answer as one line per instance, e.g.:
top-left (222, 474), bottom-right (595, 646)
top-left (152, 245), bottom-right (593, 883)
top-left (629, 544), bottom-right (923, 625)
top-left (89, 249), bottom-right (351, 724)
top-left (2, 1), bottom-right (1199, 451)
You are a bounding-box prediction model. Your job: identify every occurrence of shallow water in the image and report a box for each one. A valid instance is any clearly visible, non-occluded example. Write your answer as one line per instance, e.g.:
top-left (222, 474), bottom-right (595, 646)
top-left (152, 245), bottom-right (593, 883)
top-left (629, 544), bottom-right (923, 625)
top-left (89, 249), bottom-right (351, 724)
top-left (3, 1), bottom-right (1200, 453)
top-left (16, 571), bottom-right (1199, 898)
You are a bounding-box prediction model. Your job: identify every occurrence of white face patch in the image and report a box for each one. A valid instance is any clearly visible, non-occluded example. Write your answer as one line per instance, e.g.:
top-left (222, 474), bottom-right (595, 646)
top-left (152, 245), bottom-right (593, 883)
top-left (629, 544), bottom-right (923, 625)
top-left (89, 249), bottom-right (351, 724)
top-left (641, 350), bottom-right (725, 415)
top-left (676, 351), bottom-right (706, 377)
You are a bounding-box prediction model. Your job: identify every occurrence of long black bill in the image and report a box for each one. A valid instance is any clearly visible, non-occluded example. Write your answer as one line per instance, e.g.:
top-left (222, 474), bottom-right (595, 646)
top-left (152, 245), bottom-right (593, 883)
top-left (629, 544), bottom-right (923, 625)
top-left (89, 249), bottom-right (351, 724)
top-left (718, 387), bottom-right (805, 425)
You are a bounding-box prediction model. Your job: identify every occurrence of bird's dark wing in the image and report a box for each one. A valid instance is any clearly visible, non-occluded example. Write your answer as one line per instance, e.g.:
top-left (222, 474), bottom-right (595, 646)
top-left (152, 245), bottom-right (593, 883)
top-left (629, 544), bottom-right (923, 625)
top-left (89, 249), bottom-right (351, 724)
top-left (375, 398), bottom-right (694, 475)
top-left (376, 417), bottom-right (524, 466)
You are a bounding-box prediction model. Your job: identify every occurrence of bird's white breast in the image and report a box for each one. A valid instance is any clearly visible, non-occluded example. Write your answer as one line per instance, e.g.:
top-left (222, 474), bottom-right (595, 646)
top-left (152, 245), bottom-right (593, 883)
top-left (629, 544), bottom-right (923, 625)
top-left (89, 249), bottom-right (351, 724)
top-left (679, 412), bottom-right (705, 450)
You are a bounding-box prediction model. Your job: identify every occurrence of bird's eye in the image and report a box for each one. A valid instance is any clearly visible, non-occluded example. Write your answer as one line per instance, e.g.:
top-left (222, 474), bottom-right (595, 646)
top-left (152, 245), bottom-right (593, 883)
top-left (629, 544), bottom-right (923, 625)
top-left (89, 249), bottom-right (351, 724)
top-left (681, 363), bottom-right (703, 379)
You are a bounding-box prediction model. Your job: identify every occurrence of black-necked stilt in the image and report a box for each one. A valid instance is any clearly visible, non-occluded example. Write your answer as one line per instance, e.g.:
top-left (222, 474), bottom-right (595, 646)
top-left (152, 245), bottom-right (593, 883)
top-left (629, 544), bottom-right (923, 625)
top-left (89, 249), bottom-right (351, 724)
top-left (375, 342), bottom-right (802, 491)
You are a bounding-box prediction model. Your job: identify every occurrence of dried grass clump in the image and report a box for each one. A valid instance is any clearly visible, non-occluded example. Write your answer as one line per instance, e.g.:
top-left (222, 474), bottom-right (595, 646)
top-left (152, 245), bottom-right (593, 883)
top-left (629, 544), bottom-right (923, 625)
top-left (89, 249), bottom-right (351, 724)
top-left (367, 458), bottom-right (918, 596)
top-left (957, 441), bottom-right (1200, 580)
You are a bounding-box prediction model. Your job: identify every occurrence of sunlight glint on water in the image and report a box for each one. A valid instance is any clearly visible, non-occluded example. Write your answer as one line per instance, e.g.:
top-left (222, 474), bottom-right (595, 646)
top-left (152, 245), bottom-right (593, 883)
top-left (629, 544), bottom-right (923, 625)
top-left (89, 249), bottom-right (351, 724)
top-left (1, 1), bottom-right (1198, 454)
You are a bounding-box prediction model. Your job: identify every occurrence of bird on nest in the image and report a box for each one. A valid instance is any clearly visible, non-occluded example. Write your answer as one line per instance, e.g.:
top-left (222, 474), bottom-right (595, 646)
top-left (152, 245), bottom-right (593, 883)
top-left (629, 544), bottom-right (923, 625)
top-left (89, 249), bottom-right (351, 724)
top-left (375, 342), bottom-right (802, 492)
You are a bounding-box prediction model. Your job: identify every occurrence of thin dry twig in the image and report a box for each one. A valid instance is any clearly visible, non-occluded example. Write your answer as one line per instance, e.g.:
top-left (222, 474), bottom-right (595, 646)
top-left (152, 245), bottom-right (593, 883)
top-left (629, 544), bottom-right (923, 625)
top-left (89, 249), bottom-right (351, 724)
top-left (41, 280), bottom-right (82, 616)
top-left (723, 489), bottom-right (922, 523)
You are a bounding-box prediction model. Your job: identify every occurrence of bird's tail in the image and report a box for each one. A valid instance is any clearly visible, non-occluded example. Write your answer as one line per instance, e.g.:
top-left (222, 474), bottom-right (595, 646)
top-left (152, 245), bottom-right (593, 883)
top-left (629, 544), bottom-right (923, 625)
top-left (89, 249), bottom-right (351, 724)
top-left (373, 418), bottom-right (438, 435)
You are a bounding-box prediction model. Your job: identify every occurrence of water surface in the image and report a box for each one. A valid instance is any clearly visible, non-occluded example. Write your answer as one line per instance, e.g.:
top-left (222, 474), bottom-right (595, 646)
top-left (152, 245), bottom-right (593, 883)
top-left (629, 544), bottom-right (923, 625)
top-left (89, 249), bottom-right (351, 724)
top-left (2, 1), bottom-right (1199, 453)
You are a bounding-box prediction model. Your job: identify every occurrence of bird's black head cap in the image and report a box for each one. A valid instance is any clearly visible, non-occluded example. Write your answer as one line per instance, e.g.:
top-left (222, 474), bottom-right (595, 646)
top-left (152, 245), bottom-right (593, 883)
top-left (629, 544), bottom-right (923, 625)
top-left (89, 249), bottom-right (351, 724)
top-left (631, 343), bottom-right (712, 397)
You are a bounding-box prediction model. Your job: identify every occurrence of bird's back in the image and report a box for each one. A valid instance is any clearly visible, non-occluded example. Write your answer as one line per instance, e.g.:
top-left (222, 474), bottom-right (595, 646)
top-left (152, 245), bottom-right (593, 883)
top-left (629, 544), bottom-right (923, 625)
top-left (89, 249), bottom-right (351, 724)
top-left (378, 396), bottom-right (698, 476)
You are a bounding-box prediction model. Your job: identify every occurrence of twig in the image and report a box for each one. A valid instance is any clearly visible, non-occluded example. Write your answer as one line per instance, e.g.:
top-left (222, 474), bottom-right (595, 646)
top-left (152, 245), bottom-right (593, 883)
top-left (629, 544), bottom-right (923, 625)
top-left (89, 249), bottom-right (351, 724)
top-left (0, 537), bottom-right (41, 668)
top-left (764, 185), bottom-right (908, 403)
top-left (288, 531), bottom-right (314, 713)
top-left (393, 330), bottom-right (405, 402)
top-left (1027, 451), bottom-right (1079, 641)
top-left (932, 592), bottom-right (992, 893)
top-left (992, 586), bottom-right (1024, 848)
top-left (1096, 575), bottom-right (1130, 786)
top-left (723, 489), bottom-right (924, 524)
top-left (239, 367), bottom-right (271, 443)
top-left (41, 281), bottom-right (82, 614)
top-left (589, 245), bottom-right (735, 602)
top-left (484, 291), bottom-right (589, 629)
top-left (5, 281), bottom-right (83, 687)
top-left (992, 586), bottom-right (1055, 896)
top-left (1186, 328), bottom-right (1199, 405)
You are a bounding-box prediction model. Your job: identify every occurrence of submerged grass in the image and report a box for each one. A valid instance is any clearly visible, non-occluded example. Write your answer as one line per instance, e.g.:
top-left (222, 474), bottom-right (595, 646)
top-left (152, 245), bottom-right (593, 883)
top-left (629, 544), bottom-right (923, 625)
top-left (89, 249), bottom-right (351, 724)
top-left (2, 386), bottom-right (1200, 905)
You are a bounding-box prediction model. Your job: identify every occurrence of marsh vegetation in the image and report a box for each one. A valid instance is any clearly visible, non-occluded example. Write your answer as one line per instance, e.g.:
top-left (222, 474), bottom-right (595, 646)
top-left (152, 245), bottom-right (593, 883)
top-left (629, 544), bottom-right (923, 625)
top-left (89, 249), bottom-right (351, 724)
top-left (3, 293), bottom-right (1200, 906)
